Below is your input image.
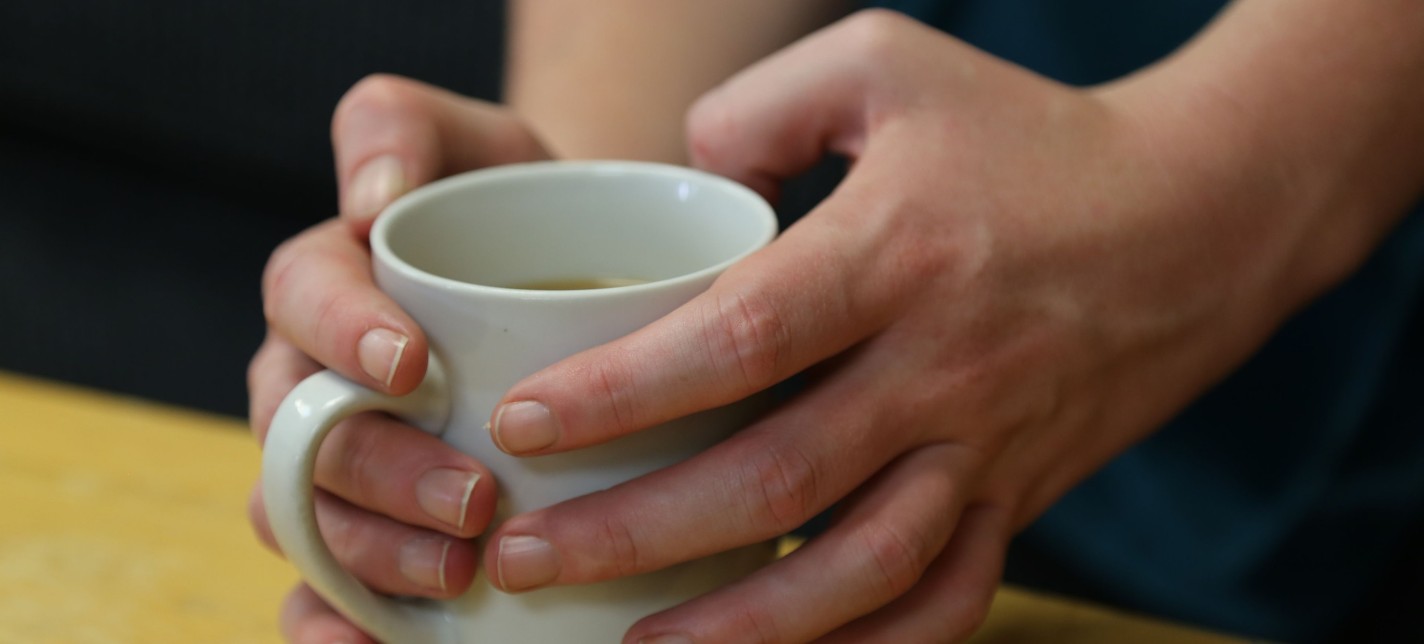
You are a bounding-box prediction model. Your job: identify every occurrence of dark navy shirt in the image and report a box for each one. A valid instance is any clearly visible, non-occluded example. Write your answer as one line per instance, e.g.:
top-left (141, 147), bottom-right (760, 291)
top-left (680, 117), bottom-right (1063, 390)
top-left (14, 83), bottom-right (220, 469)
top-left (870, 1), bottom-right (1424, 640)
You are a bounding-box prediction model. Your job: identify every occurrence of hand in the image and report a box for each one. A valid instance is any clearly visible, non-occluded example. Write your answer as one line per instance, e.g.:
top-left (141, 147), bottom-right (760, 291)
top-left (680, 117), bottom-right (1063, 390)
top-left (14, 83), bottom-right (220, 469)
top-left (476, 11), bottom-right (1301, 643)
top-left (246, 74), bottom-right (549, 643)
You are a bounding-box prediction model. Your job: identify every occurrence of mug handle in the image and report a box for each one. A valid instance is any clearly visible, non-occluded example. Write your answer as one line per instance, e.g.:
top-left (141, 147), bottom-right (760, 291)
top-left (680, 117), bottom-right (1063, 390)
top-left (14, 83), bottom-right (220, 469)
top-left (262, 355), bottom-right (452, 643)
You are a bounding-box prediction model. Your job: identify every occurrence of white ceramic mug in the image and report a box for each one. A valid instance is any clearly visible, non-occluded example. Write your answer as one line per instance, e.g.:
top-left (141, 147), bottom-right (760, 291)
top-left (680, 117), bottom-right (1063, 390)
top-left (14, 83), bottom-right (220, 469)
top-left (261, 161), bottom-right (780, 643)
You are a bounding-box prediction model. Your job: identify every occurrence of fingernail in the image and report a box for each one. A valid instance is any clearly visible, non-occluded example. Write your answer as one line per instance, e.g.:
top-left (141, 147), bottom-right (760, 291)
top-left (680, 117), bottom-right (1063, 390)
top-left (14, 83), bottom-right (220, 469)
top-left (358, 328), bottom-right (408, 387)
top-left (399, 537), bottom-right (452, 592)
top-left (496, 535), bottom-right (560, 591)
top-left (346, 154), bottom-right (406, 221)
top-left (491, 401), bottom-right (559, 454)
top-left (639, 635), bottom-right (694, 644)
top-left (416, 468), bottom-right (480, 530)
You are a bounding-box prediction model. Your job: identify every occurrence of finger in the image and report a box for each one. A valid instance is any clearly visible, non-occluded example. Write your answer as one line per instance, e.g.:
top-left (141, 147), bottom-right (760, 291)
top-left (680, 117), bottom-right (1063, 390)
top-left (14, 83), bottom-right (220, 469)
top-left (247, 331), bottom-right (496, 537)
top-left (249, 484), bottom-right (282, 555)
top-left (486, 181), bottom-right (916, 456)
top-left (262, 218), bottom-right (428, 395)
top-left (622, 444), bottom-right (973, 644)
top-left (486, 18), bottom-right (952, 457)
top-left (248, 333), bottom-right (321, 444)
top-left (685, 11), bottom-right (933, 194)
top-left (280, 583), bottom-right (377, 644)
top-left (483, 361), bottom-right (914, 592)
top-left (249, 485), bottom-right (477, 599)
top-left (816, 503), bottom-right (1011, 644)
top-left (332, 74), bottom-right (551, 231)
top-left (313, 412), bottom-right (496, 537)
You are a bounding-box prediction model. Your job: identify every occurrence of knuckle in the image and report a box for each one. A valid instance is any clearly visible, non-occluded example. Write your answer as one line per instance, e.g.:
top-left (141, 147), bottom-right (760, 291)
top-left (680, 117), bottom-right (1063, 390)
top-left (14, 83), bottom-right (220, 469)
top-left (931, 584), bottom-right (995, 643)
top-left (884, 213), bottom-right (954, 287)
top-left (724, 600), bottom-right (785, 644)
top-left (289, 620), bottom-right (344, 644)
top-left (594, 514), bottom-right (645, 579)
top-left (261, 236), bottom-right (305, 323)
top-left (246, 341), bottom-right (278, 440)
top-left (310, 288), bottom-right (364, 361)
top-left (949, 592), bottom-right (994, 642)
top-left (332, 73), bottom-right (423, 135)
top-left (708, 290), bottom-right (789, 394)
top-left (484, 109), bottom-right (546, 164)
top-left (741, 442), bottom-right (821, 534)
top-left (685, 93), bottom-right (736, 169)
top-left (325, 421), bottom-right (381, 506)
top-left (245, 338), bottom-right (272, 396)
top-left (837, 9), bottom-right (913, 63)
top-left (856, 521), bottom-right (930, 601)
top-left (588, 358), bottom-right (642, 435)
top-left (247, 487), bottom-right (278, 552)
top-left (315, 500), bottom-right (362, 565)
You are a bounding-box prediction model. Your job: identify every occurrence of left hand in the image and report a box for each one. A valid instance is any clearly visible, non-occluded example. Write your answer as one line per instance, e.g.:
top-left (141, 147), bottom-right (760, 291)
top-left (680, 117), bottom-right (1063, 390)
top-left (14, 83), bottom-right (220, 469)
top-left (247, 75), bottom-right (551, 643)
top-left (480, 10), bottom-right (1302, 643)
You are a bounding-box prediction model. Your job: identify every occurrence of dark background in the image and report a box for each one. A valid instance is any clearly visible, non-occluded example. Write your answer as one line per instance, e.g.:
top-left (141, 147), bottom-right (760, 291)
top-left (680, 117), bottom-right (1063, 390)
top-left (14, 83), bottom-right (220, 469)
top-left (0, 2), bottom-right (507, 416)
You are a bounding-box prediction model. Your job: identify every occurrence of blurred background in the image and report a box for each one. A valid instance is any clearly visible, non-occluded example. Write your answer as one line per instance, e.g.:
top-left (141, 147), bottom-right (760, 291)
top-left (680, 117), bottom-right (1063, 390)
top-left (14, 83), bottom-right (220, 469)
top-left (0, 1), bottom-right (506, 417)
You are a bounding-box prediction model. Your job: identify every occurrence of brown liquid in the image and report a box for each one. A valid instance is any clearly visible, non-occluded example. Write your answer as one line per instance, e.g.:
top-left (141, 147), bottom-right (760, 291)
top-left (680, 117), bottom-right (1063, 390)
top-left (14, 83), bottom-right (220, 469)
top-left (507, 277), bottom-right (649, 290)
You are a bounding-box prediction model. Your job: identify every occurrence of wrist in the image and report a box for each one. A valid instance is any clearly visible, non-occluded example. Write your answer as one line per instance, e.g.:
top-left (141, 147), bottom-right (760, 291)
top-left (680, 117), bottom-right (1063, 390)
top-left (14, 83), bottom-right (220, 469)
top-left (1093, 69), bottom-right (1312, 329)
top-left (1099, 0), bottom-right (1424, 316)
top-left (1095, 53), bottom-right (1423, 335)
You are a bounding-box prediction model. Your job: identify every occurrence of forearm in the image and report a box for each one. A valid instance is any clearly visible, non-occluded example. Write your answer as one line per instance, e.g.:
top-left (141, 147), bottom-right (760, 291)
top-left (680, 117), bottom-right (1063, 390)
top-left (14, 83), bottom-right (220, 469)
top-left (1107, 0), bottom-right (1424, 315)
top-left (505, 0), bottom-right (850, 162)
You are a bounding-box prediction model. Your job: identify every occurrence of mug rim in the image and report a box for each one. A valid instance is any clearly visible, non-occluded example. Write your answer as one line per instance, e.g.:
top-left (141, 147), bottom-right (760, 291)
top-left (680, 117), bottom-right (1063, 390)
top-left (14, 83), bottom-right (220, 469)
top-left (370, 160), bottom-right (778, 299)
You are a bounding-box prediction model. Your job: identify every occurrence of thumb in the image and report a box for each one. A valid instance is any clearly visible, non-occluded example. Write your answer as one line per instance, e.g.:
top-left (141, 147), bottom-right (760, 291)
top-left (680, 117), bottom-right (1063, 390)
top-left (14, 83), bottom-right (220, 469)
top-left (331, 74), bottom-right (551, 234)
top-left (685, 10), bottom-right (923, 198)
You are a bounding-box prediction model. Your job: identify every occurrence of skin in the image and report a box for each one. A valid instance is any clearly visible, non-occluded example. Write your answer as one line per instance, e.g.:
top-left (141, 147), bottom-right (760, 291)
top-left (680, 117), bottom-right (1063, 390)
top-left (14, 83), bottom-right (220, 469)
top-left (252, 2), bottom-right (842, 642)
top-left (248, 1), bottom-right (1424, 642)
top-left (505, 0), bottom-right (852, 162)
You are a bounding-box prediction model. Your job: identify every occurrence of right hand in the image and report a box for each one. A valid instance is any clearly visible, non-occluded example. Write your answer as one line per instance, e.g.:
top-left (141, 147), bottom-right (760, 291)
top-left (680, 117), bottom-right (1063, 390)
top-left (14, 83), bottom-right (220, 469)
top-left (247, 74), bottom-right (550, 644)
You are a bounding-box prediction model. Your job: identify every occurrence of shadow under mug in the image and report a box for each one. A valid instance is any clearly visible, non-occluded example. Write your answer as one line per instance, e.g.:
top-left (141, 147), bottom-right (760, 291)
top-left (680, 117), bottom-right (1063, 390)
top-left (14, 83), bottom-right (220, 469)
top-left (261, 161), bottom-right (781, 643)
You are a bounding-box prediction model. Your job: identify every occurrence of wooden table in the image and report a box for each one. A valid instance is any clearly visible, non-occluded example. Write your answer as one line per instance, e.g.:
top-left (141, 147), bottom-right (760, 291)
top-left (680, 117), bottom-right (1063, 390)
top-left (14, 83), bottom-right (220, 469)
top-left (0, 371), bottom-right (1243, 643)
